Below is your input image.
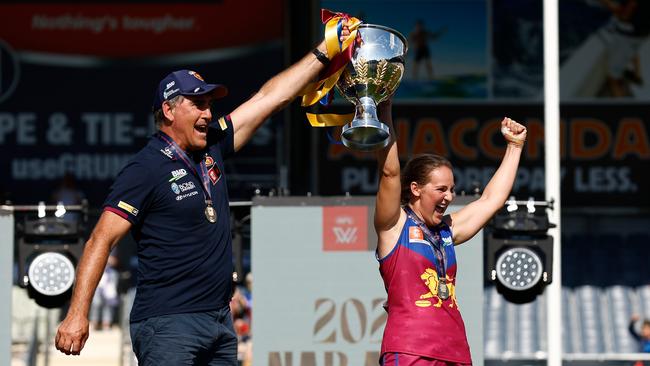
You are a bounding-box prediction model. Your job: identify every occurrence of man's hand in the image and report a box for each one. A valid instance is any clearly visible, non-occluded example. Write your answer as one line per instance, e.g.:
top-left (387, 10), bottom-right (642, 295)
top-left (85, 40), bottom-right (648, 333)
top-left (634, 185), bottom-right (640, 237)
top-left (340, 22), bottom-right (351, 42)
top-left (55, 313), bottom-right (90, 356)
top-left (500, 117), bottom-right (527, 147)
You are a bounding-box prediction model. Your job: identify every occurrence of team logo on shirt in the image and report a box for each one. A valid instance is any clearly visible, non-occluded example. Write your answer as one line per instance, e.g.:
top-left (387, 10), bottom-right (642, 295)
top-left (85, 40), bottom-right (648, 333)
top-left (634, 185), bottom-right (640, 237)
top-left (117, 201), bottom-right (139, 216)
top-left (206, 154), bottom-right (222, 185)
top-left (415, 269), bottom-right (458, 309)
top-left (204, 155), bottom-right (214, 167)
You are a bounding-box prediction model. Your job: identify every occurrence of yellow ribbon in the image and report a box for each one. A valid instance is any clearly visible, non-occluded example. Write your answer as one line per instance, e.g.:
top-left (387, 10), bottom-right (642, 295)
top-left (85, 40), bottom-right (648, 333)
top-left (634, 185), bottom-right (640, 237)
top-left (306, 112), bottom-right (355, 127)
top-left (301, 13), bottom-right (361, 127)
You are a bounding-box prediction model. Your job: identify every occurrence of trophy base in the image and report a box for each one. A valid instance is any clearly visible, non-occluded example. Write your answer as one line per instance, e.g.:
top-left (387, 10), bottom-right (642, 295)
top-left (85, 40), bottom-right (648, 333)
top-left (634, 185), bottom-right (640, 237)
top-left (341, 119), bottom-right (391, 152)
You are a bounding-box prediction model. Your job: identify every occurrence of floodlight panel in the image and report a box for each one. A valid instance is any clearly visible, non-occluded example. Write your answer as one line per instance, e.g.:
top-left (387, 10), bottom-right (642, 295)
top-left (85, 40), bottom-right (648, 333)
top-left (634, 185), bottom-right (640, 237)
top-left (495, 247), bottom-right (543, 291)
top-left (27, 252), bottom-right (75, 296)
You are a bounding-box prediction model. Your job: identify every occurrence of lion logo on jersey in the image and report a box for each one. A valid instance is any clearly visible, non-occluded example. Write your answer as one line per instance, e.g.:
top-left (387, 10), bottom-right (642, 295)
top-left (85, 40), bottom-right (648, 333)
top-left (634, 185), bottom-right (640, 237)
top-left (415, 268), bottom-right (458, 309)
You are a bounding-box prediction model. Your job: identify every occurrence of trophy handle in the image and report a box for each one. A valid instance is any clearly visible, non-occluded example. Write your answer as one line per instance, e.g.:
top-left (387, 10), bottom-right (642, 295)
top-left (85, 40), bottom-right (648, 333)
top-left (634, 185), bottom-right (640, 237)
top-left (341, 97), bottom-right (391, 151)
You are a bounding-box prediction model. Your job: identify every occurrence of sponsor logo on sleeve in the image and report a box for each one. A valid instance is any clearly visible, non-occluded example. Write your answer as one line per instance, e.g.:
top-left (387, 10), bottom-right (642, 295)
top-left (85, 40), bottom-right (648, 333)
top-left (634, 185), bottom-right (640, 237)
top-left (117, 201), bottom-right (139, 216)
top-left (218, 117), bottom-right (228, 131)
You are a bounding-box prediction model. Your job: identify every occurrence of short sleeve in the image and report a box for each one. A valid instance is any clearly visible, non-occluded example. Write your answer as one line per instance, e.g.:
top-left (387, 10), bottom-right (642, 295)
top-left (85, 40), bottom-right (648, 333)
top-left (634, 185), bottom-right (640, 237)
top-left (208, 114), bottom-right (235, 159)
top-left (102, 159), bottom-right (154, 226)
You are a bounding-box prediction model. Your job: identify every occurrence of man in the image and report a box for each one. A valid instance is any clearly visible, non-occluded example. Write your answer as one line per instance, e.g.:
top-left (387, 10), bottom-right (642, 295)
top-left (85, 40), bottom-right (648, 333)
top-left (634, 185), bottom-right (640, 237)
top-left (54, 30), bottom-right (348, 364)
top-left (409, 19), bottom-right (446, 81)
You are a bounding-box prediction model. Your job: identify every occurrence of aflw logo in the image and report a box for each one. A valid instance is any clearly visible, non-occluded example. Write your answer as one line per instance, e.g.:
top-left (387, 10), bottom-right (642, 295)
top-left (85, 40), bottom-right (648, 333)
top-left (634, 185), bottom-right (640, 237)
top-left (332, 216), bottom-right (357, 243)
top-left (323, 206), bottom-right (367, 251)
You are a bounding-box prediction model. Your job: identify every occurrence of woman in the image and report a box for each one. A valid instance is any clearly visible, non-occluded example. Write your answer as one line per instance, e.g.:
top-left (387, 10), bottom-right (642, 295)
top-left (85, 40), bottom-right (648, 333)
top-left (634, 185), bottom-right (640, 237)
top-left (375, 100), bottom-right (526, 365)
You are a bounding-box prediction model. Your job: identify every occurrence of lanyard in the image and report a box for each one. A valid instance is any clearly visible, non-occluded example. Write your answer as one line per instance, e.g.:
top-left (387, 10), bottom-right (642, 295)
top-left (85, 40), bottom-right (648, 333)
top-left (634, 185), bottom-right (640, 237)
top-left (155, 132), bottom-right (213, 206)
top-left (404, 206), bottom-right (447, 279)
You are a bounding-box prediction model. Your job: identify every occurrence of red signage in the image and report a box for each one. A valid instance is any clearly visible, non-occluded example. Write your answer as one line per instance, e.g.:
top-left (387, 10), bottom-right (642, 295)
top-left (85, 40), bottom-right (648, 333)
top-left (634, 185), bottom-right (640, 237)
top-left (0, 1), bottom-right (283, 56)
top-left (322, 206), bottom-right (368, 251)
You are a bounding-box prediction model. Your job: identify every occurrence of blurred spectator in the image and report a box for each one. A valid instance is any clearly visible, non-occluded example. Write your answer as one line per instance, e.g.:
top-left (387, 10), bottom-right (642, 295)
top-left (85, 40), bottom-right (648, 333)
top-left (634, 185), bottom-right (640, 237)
top-left (51, 172), bottom-right (85, 222)
top-left (600, 0), bottom-right (650, 96)
top-left (52, 172), bottom-right (84, 205)
top-left (235, 318), bottom-right (252, 366)
top-left (230, 272), bottom-right (253, 366)
top-left (89, 254), bottom-right (120, 330)
top-left (242, 272), bottom-right (253, 308)
top-left (629, 314), bottom-right (650, 352)
top-left (230, 286), bottom-right (250, 323)
top-left (409, 19), bottom-right (446, 81)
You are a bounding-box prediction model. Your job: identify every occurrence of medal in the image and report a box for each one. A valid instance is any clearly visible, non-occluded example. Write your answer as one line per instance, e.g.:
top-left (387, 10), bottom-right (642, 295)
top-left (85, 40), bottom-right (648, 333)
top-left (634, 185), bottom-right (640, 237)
top-left (156, 134), bottom-right (220, 225)
top-left (438, 278), bottom-right (449, 300)
top-left (404, 206), bottom-right (451, 302)
top-left (205, 203), bottom-right (217, 223)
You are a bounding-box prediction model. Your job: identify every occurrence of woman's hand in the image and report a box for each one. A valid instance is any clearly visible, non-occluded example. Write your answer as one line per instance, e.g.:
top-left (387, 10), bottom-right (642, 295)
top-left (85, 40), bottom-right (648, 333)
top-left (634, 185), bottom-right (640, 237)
top-left (378, 98), bottom-right (393, 114)
top-left (500, 117), bottom-right (527, 147)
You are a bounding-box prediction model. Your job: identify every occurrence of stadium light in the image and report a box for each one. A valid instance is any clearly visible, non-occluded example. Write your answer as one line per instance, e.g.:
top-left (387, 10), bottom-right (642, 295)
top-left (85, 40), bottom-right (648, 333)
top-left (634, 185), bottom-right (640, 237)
top-left (37, 201), bottom-right (46, 219)
top-left (495, 246), bottom-right (543, 291)
top-left (27, 252), bottom-right (75, 297)
top-left (16, 202), bottom-right (87, 308)
top-left (54, 202), bottom-right (66, 218)
top-left (487, 198), bottom-right (555, 303)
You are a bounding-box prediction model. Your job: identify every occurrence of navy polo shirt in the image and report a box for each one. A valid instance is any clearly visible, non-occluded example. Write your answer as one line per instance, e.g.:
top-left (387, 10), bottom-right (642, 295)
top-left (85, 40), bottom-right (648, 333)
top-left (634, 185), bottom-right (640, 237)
top-left (103, 116), bottom-right (234, 322)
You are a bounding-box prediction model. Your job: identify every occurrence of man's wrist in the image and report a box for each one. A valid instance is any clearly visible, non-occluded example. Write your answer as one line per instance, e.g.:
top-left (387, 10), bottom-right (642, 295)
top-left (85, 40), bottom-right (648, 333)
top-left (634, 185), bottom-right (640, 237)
top-left (312, 48), bottom-right (330, 66)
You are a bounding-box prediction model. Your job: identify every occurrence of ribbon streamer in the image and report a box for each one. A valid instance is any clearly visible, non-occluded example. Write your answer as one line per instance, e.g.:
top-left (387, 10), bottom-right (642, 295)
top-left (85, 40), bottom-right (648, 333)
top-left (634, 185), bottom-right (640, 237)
top-left (301, 9), bottom-right (361, 127)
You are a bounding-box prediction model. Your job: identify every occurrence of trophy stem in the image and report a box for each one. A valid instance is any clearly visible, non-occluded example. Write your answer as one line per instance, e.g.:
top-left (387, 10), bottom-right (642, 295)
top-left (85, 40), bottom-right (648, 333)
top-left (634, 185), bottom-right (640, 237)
top-left (356, 96), bottom-right (378, 122)
top-left (341, 97), bottom-right (391, 152)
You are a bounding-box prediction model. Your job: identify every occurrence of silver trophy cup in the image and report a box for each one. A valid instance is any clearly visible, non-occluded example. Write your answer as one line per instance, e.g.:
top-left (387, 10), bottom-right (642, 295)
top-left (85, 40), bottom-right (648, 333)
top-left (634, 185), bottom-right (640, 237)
top-left (336, 24), bottom-right (408, 151)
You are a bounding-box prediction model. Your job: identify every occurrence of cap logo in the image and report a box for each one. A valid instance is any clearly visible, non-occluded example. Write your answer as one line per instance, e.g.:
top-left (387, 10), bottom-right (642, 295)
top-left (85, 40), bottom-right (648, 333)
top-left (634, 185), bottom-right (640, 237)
top-left (165, 81), bottom-right (175, 89)
top-left (163, 88), bottom-right (179, 99)
top-left (188, 71), bottom-right (204, 81)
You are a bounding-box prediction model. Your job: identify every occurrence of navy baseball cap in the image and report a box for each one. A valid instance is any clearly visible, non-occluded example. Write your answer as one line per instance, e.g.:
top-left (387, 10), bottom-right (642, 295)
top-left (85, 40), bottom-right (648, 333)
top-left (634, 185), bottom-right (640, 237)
top-left (153, 69), bottom-right (228, 111)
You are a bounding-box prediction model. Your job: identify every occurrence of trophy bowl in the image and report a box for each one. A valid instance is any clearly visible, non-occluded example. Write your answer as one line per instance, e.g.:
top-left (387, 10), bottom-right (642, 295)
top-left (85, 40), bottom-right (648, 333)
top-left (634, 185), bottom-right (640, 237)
top-left (336, 24), bottom-right (408, 151)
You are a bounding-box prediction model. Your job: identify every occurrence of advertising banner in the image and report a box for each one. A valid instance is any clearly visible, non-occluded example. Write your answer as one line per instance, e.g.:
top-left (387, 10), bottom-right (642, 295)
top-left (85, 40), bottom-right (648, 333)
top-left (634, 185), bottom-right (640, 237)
top-left (315, 104), bottom-right (650, 207)
top-left (252, 196), bottom-right (485, 366)
top-left (0, 1), bottom-right (285, 205)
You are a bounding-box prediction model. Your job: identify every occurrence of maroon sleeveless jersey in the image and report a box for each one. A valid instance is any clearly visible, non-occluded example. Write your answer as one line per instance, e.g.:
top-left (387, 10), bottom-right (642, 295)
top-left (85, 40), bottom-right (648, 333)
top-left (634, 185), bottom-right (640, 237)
top-left (378, 215), bottom-right (472, 363)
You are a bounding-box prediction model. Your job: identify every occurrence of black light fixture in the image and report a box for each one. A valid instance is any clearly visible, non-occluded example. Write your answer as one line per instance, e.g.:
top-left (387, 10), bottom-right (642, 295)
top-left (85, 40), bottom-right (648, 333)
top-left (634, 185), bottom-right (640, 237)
top-left (16, 201), bottom-right (87, 308)
top-left (486, 197), bottom-right (555, 303)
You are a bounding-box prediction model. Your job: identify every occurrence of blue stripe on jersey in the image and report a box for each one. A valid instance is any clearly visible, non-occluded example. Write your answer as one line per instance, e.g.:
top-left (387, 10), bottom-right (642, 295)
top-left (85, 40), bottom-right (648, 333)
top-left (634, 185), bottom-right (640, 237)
top-left (404, 241), bottom-right (438, 265)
